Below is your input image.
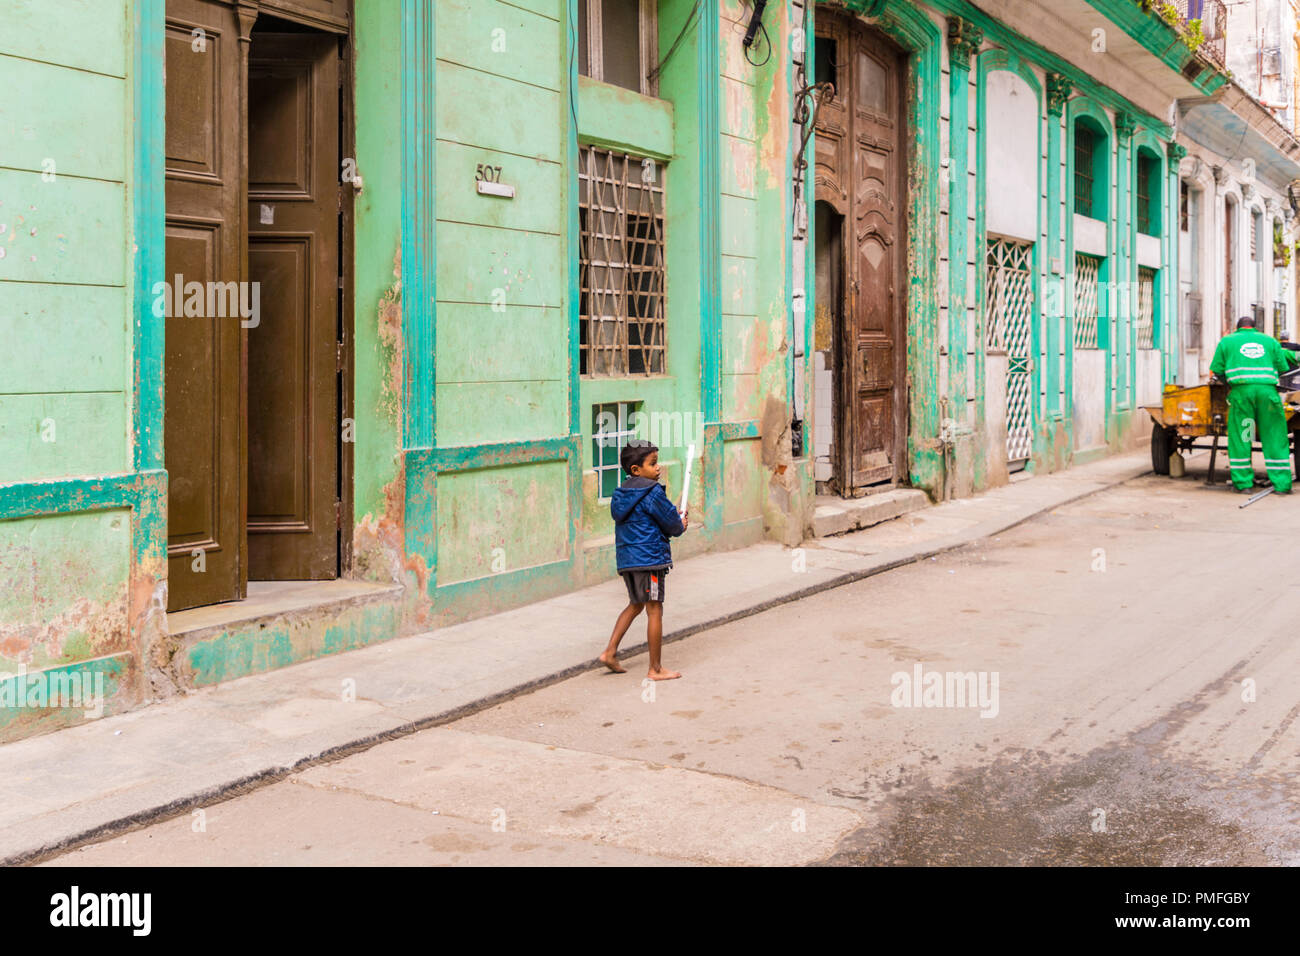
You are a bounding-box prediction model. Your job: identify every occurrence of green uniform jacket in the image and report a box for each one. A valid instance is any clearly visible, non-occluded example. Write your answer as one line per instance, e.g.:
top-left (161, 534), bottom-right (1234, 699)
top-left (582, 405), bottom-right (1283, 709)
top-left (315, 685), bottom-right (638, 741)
top-left (1209, 328), bottom-right (1297, 386)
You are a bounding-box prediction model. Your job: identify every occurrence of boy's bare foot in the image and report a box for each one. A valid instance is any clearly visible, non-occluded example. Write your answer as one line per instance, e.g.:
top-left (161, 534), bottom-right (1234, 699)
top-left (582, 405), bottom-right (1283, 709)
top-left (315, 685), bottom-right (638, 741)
top-left (598, 652), bottom-right (627, 673)
top-left (646, 667), bottom-right (682, 681)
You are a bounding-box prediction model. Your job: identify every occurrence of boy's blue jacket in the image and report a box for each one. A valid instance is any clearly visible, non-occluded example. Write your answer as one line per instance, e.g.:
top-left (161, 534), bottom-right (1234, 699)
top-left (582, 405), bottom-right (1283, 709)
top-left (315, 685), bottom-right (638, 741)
top-left (610, 475), bottom-right (686, 571)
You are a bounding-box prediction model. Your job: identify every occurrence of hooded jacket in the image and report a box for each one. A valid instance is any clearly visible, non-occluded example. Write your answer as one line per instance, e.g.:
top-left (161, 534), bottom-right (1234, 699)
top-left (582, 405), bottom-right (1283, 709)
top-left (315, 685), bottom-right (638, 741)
top-left (610, 475), bottom-right (686, 571)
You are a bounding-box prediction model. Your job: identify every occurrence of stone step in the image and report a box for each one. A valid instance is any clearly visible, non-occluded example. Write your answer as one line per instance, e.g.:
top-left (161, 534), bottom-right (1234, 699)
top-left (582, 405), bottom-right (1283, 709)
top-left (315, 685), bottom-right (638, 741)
top-left (811, 488), bottom-right (930, 537)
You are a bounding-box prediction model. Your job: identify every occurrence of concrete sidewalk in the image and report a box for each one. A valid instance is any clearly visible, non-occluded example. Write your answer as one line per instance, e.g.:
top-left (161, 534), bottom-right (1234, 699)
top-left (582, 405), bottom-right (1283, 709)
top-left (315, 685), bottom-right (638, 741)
top-left (1, 451), bottom-right (1152, 863)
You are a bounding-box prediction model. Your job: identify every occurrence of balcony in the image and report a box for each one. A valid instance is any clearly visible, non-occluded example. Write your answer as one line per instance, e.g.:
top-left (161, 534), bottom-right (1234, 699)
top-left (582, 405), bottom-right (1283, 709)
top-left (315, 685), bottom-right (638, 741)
top-left (1167, 0), bottom-right (1227, 70)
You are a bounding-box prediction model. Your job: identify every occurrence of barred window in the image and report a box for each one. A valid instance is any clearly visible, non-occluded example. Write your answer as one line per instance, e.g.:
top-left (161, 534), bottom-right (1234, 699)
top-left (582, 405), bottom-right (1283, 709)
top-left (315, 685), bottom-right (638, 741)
top-left (1137, 266), bottom-right (1156, 349)
top-left (1136, 154), bottom-right (1158, 236)
top-left (1074, 125), bottom-right (1096, 217)
top-left (579, 145), bottom-right (666, 377)
top-left (1074, 254), bottom-right (1101, 349)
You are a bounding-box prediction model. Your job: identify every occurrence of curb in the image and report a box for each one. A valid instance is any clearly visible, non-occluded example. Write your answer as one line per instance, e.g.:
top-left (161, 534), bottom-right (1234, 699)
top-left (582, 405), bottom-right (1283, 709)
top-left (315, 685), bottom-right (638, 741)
top-left (7, 461), bottom-right (1150, 865)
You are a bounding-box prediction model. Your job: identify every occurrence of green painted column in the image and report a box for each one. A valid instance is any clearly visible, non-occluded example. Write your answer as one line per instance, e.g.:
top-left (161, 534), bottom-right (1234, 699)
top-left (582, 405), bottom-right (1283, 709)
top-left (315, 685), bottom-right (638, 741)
top-left (946, 18), bottom-right (981, 435)
top-left (133, 0), bottom-right (165, 473)
top-left (1044, 73), bottom-right (1070, 421)
top-left (1114, 111), bottom-right (1135, 424)
top-left (400, 0), bottom-right (435, 452)
top-left (1166, 140), bottom-right (1186, 383)
top-left (699, 0), bottom-right (722, 539)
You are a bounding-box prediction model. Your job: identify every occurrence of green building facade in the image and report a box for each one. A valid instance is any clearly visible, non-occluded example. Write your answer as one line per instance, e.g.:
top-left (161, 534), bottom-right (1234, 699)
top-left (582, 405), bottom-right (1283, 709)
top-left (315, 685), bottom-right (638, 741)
top-left (0, 0), bottom-right (1251, 742)
top-left (0, 0), bottom-right (814, 741)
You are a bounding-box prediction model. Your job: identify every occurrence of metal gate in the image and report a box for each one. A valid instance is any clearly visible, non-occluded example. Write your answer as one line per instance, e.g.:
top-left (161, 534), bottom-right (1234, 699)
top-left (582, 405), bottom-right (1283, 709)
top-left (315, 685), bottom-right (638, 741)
top-left (1074, 254), bottom-right (1101, 349)
top-left (986, 238), bottom-right (1035, 462)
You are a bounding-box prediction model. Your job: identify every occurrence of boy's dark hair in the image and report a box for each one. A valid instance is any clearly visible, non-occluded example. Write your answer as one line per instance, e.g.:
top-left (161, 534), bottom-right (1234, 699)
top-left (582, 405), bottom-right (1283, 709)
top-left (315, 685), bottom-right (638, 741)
top-left (620, 438), bottom-right (657, 475)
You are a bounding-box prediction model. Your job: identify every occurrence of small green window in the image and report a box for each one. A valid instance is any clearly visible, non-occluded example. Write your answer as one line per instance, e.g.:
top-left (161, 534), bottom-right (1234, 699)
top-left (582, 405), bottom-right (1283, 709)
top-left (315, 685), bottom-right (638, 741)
top-left (593, 402), bottom-right (642, 499)
top-left (1136, 153), bottom-right (1160, 237)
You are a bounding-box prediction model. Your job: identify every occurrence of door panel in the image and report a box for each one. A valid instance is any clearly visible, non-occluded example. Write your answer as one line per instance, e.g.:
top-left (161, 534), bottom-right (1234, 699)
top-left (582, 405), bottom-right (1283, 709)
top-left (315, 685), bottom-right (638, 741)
top-left (246, 34), bottom-right (340, 580)
top-left (164, 1), bottom-right (244, 611)
top-left (847, 27), bottom-right (906, 489)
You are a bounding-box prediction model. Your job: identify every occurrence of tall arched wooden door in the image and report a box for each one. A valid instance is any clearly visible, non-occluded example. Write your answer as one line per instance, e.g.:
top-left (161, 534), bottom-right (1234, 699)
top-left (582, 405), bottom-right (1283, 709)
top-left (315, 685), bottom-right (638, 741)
top-left (814, 10), bottom-right (908, 495)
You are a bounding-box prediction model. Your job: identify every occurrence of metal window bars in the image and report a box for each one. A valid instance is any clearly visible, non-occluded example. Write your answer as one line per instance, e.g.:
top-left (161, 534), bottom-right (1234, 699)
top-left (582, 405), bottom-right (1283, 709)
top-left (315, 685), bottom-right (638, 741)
top-left (986, 238), bottom-right (1034, 461)
top-left (1074, 254), bottom-right (1101, 349)
top-left (1137, 267), bottom-right (1156, 349)
top-left (1136, 157), bottom-right (1153, 235)
top-left (579, 146), bottom-right (667, 376)
top-left (1074, 126), bottom-right (1095, 218)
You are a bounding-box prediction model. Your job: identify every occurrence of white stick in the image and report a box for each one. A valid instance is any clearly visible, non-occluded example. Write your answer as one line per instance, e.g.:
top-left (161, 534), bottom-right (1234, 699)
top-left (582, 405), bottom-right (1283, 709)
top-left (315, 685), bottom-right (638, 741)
top-left (678, 444), bottom-right (696, 514)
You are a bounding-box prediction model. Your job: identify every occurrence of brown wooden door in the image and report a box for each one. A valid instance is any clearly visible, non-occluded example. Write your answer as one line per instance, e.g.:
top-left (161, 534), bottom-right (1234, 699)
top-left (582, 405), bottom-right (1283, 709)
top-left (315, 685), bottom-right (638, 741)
top-left (844, 26), bottom-right (906, 489)
top-left (164, 0), bottom-right (246, 611)
top-left (815, 12), bottom-right (907, 493)
top-left (246, 33), bottom-right (340, 579)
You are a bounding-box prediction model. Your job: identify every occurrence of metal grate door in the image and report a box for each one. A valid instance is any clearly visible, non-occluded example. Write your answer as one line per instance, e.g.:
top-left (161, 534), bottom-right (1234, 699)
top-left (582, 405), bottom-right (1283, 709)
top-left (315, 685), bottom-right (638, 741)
top-left (1137, 267), bottom-right (1156, 349)
top-left (1074, 254), bottom-right (1101, 349)
top-left (986, 238), bottom-right (1035, 462)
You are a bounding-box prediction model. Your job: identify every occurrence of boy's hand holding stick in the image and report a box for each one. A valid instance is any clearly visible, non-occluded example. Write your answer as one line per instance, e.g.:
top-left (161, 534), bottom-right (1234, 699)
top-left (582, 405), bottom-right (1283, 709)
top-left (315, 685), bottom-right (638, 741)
top-left (678, 444), bottom-right (695, 527)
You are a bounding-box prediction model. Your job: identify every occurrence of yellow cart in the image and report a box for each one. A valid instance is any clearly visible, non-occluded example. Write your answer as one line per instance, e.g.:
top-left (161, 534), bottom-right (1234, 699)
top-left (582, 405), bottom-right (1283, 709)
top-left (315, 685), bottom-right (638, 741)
top-left (1142, 381), bottom-right (1300, 484)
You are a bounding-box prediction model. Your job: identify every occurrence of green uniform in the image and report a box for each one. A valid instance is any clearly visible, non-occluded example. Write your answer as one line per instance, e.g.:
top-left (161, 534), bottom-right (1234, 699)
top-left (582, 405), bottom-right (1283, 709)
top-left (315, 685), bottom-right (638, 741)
top-left (1208, 328), bottom-right (1295, 492)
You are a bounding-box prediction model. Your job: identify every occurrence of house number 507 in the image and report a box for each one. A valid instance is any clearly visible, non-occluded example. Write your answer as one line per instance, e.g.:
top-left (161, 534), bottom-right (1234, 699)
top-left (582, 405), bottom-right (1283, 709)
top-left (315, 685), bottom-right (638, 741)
top-left (476, 164), bottom-right (503, 182)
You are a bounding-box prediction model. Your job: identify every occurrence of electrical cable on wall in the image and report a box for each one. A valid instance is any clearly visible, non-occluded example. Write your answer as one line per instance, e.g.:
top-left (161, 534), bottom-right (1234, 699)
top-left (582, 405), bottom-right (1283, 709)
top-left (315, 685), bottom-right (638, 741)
top-left (742, 0), bottom-right (772, 68)
top-left (649, 0), bottom-right (702, 84)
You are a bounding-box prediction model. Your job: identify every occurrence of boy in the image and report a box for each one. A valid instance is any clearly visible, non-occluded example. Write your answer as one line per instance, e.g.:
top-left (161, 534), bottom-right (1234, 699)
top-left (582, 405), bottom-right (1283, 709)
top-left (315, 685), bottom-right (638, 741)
top-left (598, 439), bottom-right (688, 680)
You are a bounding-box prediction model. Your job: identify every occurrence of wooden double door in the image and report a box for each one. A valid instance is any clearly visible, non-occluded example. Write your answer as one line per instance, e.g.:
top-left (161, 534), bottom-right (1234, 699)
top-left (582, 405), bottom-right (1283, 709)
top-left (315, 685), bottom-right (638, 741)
top-left (814, 11), bottom-right (908, 493)
top-left (164, 0), bottom-right (350, 612)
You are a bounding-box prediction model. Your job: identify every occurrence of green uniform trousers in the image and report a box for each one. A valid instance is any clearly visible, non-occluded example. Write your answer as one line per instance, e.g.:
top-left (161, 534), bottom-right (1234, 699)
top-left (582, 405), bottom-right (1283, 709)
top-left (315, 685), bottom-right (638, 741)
top-left (1226, 383), bottom-right (1292, 492)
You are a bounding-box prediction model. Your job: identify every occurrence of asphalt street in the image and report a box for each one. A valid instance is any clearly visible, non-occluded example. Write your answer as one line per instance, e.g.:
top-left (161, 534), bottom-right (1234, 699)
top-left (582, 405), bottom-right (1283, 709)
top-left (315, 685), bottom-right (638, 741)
top-left (45, 469), bottom-right (1300, 865)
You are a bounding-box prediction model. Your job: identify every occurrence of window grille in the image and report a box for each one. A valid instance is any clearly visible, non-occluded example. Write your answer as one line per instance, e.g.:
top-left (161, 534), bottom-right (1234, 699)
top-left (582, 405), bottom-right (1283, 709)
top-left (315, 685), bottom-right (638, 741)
top-left (1074, 254), bottom-right (1101, 349)
top-left (1136, 156), bottom-right (1154, 235)
top-left (1137, 267), bottom-right (1156, 349)
top-left (579, 146), bottom-right (666, 377)
top-left (986, 238), bottom-right (1034, 461)
top-left (1074, 126), bottom-right (1096, 218)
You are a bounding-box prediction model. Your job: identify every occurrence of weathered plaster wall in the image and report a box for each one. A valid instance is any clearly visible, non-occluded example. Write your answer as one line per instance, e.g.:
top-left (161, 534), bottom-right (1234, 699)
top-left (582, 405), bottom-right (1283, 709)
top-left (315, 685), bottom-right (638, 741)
top-left (351, 0), bottom-right (405, 589)
top-left (1137, 348), bottom-right (1162, 405)
top-left (0, 0), bottom-right (148, 740)
top-left (0, 0), bottom-right (131, 482)
top-left (1074, 349), bottom-right (1107, 451)
top-left (985, 71), bottom-right (1039, 243)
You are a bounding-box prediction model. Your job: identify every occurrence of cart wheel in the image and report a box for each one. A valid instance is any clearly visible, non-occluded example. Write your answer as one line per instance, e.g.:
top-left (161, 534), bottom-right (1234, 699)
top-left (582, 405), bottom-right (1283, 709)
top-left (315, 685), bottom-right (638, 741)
top-left (1151, 426), bottom-right (1173, 475)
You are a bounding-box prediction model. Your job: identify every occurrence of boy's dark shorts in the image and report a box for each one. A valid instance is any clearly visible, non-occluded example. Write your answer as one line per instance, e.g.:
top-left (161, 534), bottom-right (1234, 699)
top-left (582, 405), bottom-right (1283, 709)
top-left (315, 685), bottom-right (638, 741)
top-left (621, 568), bottom-right (668, 605)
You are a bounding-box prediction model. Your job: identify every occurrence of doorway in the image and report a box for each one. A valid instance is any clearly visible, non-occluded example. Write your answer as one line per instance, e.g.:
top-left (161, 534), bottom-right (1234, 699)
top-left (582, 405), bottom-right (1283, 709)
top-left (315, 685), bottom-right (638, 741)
top-left (813, 11), bottom-right (909, 497)
top-left (163, 1), bottom-right (351, 612)
top-left (1224, 194), bottom-right (1236, 336)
